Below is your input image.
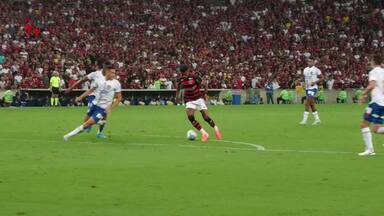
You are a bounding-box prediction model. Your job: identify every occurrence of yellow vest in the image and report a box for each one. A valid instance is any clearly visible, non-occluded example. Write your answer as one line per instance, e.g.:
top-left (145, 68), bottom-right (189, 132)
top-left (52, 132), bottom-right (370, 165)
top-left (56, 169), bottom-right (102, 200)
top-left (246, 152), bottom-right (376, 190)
top-left (50, 76), bottom-right (60, 88)
top-left (295, 85), bottom-right (304, 94)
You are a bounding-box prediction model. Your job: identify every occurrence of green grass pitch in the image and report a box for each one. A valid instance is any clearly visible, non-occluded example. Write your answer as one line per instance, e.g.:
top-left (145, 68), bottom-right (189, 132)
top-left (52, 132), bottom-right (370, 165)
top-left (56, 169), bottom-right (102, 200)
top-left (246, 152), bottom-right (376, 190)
top-left (1, 104), bottom-right (384, 216)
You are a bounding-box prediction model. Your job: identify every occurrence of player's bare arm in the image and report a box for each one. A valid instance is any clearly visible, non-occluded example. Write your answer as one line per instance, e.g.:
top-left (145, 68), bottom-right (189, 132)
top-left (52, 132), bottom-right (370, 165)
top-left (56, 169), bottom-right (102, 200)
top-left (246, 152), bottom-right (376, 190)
top-left (358, 80), bottom-right (376, 105)
top-left (65, 76), bottom-right (90, 94)
top-left (105, 92), bottom-right (122, 113)
top-left (75, 87), bottom-right (96, 103)
top-left (316, 74), bottom-right (324, 84)
top-left (312, 74), bottom-right (324, 86)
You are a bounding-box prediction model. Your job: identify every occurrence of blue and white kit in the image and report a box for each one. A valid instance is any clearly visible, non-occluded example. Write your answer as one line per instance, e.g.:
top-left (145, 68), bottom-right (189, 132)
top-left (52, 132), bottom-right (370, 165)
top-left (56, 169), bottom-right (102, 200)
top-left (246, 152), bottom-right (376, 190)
top-left (303, 66), bottom-right (321, 98)
top-left (363, 66), bottom-right (384, 124)
top-left (87, 79), bottom-right (121, 123)
top-left (86, 70), bottom-right (105, 108)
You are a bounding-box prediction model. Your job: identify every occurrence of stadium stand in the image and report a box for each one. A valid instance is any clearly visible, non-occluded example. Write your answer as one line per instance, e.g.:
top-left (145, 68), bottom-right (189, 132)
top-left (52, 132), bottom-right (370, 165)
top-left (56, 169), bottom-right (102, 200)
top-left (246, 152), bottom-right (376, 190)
top-left (0, 0), bottom-right (384, 91)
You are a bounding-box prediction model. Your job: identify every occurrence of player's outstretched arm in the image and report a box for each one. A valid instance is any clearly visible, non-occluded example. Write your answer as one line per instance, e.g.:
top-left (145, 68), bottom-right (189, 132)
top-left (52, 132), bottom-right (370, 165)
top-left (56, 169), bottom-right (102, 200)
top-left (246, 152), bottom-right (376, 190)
top-left (75, 87), bottom-right (96, 103)
top-left (106, 92), bottom-right (122, 113)
top-left (65, 76), bottom-right (90, 94)
top-left (359, 80), bottom-right (376, 105)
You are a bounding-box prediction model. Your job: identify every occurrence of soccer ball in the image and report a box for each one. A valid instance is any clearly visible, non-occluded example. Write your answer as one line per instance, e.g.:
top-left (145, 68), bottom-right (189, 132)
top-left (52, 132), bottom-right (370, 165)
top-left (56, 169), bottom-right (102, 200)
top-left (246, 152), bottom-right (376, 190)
top-left (187, 130), bottom-right (197, 141)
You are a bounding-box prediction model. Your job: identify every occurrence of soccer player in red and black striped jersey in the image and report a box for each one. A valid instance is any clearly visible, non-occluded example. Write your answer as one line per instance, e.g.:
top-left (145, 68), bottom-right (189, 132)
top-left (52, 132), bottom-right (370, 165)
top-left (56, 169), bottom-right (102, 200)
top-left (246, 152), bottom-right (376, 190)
top-left (176, 64), bottom-right (221, 142)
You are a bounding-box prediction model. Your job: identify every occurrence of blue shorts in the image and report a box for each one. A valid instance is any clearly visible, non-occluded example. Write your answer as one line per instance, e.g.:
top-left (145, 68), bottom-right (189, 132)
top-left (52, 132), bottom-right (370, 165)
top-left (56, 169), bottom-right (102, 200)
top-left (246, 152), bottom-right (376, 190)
top-left (306, 89), bottom-right (318, 98)
top-left (86, 95), bottom-right (96, 116)
top-left (87, 95), bottom-right (96, 108)
top-left (363, 103), bottom-right (384, 124)
top-left (87, 105), bottom-right (107, 123)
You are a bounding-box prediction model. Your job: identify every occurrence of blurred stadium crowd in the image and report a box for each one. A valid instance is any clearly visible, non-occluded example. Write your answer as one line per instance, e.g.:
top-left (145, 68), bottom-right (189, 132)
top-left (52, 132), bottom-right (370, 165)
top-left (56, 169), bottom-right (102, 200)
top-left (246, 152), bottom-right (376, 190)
top-left (1, 0), bottom-right (384, 91)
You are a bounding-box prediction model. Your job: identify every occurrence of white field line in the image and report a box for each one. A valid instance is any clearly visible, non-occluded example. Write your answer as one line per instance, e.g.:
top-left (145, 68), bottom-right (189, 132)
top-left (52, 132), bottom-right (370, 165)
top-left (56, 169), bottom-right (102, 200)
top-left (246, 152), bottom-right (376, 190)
top-left (137, 134), bottom-right (266, 150)
top-left (179, 144), bottom-right (259, 152)
top-left (0, 137), bottom-right (371, 156)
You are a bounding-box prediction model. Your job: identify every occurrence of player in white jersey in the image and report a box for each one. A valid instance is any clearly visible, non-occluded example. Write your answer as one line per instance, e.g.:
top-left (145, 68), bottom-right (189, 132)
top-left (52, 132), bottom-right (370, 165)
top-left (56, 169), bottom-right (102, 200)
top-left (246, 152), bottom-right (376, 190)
top-left (63, 65), bottom-right (122, 141)
top-left (299, 59), bottom-right (323, 125)
top-left (358, 55), bottom-right (384, 156)
top-left (65, 61), bottom-right (112, 138)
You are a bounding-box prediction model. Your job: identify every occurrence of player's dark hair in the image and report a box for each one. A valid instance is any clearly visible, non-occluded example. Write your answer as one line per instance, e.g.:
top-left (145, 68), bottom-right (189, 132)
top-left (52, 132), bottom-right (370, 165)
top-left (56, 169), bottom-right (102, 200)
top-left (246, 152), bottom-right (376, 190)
top-left (373, 54), bottom-right (383, 65)
top-left (307, 58), bottom-right (315, 63)
top-left (103, 60), bottom-right (115, 69)
top-left (179, 64), bottom-right (189, 73)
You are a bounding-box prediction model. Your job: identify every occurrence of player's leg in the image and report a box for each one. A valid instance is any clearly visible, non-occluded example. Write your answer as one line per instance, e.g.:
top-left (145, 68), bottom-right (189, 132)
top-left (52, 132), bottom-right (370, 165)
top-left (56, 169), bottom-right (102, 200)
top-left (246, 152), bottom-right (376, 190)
top-left (63, 117), bottom-right (97, 141)
top-left (358, 103), bottom-right (379, 156)
top-left (50, 92), bottom-right (56, 106)
top-left (369, 105), bottom-right (384, 135)
top-left (84, 96), bottom-right (96, 133)
top-left (82, 114), bottom-right (92, 133)
top-left (51, 87), bottom-right (59, 107)
top-left (300, 98), bottom-right (311, 125)
top-left (359, 120), bottom-right (375, 156)
top-left (309, 98), bottom-right (321, 125)
top-left (83, 105), bottom-right (93, 133)
top-left (83, 115), bottom-right (90, 122)
top-left (54, 90), bottom-right (59, 107)
top-left (200, 109), bottom-right (221, 140)
top-left (54, 96), bottom-right (59, 106)
top-left (96, 115), bottom-right (108, 138)
top-left (186, 106), bottom-right (209, 142)
top-left (372, 124), bottom-right (384, 134)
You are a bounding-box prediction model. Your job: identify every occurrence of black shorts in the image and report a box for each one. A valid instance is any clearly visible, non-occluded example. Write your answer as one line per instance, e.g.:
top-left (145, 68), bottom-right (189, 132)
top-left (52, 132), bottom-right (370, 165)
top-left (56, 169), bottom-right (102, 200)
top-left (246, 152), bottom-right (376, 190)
top-left (51, 87), bottom-right (60, 95)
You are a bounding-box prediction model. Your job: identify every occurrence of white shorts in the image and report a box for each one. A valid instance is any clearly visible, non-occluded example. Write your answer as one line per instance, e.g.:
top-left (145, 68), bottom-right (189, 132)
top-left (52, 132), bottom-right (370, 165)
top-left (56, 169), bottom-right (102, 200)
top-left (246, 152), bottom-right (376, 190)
top-left (186, 98), bottom-right (208, 111)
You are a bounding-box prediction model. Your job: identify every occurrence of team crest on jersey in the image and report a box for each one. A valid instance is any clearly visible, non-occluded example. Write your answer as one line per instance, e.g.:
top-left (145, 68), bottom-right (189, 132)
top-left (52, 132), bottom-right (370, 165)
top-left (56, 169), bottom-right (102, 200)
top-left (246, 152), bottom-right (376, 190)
top-left (106, 85), bottom-right (112, 90)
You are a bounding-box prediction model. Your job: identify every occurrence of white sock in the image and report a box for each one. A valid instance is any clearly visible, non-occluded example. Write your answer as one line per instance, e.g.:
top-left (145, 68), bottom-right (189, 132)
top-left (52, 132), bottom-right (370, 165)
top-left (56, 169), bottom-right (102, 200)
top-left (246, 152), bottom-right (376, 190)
top-left (214, 126), bottom-right (219, 132)
top-left (65, 125), bottom-right (85, 138)
top-left (361, 127), bottom-right (374, 152)
top-left (200, 128), bottom-right (208, 135)
top-left (376, 127), bottom-right (384, 134)
top-left (302, 111), bottom-right (309, 122)
top-left (312, 111), bottom-right (320, 121)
